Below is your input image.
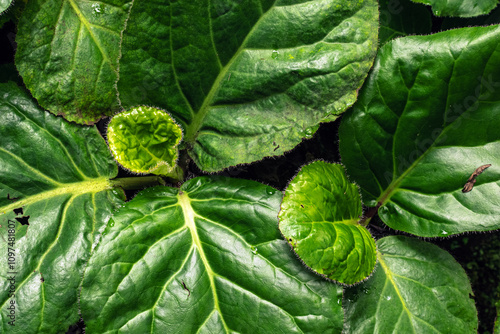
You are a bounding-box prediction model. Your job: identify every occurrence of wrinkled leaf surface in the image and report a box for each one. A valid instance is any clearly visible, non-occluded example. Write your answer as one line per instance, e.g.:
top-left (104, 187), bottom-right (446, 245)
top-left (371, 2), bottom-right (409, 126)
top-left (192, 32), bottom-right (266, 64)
top-left (279, 161), bottom-right (376, 285)
top-left (117, 0), bottom-right (379, 171)
top-left (15, 0), bottom-right (132, 124)
top-left (107, 106), bottom-right (183, 175)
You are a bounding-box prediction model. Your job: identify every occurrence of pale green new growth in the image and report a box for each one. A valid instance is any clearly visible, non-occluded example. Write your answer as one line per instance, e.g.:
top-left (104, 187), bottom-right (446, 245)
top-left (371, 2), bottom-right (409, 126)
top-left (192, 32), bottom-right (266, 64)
top-left (107, 106), bottom-right (183, 176)
top-left (0, 0), bottom-right (13, 14)
top-left (279, 161), bottom-right (377, 285)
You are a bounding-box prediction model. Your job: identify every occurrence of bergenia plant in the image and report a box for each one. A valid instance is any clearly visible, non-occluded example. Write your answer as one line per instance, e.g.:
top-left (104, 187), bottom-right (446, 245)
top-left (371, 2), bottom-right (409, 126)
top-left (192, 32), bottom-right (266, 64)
top-left (0, 0), bottom-right (499, 333)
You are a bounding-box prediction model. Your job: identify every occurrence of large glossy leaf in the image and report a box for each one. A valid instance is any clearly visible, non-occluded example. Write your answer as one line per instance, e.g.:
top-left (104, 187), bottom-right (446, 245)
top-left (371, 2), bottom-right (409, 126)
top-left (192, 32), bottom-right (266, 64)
top-left (117, 0), bottom-right (379, 171)
top-left (412, 0), bottom-right (498, 17)
top-left (339, 25), bottom-right (500, 237)
top-left (379, 0), bottom-right (431, 45)
top-left (279, 161), bottom-right (376, 285)
top-left (81, 176), bottom-right (343, 333)
top-left (15, 0), bottom-right (133, 124)
top-left (0, 82), bottom-right (124, 333)
top-left (343, 236), bottom-right (477, 333)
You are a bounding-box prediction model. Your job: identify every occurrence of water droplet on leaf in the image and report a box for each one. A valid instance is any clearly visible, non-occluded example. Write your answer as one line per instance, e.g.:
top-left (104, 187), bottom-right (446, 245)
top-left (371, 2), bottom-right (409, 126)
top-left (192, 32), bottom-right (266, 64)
top-left (92, 3), bottom-right (104, 15)
top-left (251, 246), bottom-right (258, 254)
top-left (386, 296), bottom-right (391, 301)
top-left (271, 50), bottom-right (279, 60)
top-left (301, 127), bottom-right (314, 139)
top-left (441, 230), bottom-right (448, 235)
top-left (265, 187), bottom-right (276, 195)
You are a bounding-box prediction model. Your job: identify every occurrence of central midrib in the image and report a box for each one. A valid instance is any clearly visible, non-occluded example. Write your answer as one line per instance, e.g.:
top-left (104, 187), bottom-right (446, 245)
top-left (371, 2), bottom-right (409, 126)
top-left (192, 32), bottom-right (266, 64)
top-left (0, 178), bottom-right (113, 213)
top-left (375, 96), bottom-right (470, 206)
top-left (177, 192), bottom-right (230, 332)
top-left (183, 2), bottom-right (277, 142)
top-left (377, 252), bottom-right (415, 329)
top-left (67, 0), bottom-right (113, 69)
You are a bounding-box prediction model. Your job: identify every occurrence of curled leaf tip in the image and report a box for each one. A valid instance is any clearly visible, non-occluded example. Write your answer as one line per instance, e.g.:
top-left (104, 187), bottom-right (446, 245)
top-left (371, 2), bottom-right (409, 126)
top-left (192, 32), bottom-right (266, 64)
top-left (107, 106), bottom-right (183, 176)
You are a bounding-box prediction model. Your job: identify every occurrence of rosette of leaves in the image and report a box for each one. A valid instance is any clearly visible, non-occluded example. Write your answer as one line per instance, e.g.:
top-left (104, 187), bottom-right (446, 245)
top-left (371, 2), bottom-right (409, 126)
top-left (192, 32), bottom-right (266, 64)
top-left (279, 161), bottom-right (377, 285)
top-left (80, 177), bottom-right (343, 333)
top-left (107, 106), bottom-right (183, 176)
top-left (340, 24), bottom-right (500, 237)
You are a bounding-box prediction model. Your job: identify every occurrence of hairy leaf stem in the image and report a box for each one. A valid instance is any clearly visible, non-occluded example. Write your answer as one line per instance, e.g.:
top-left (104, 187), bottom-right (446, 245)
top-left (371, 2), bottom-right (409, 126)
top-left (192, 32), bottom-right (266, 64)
top-left (110, 176), bottom-right (165, 190)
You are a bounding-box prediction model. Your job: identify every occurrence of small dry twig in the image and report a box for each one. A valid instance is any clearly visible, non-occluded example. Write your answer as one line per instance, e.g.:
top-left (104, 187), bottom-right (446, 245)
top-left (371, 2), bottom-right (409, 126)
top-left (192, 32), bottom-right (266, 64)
top-left (462, 164), bottom-right (491, 193)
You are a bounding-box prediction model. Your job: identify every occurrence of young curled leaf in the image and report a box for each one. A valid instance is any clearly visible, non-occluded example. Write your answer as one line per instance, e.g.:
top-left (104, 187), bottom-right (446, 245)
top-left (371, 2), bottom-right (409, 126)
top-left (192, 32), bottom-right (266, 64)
top-left (107, 106), bottom-right (183, 176)
top-left (279, 161), bottom-right (377, 285)
top-left (0, 0), bottom-right (13, 15)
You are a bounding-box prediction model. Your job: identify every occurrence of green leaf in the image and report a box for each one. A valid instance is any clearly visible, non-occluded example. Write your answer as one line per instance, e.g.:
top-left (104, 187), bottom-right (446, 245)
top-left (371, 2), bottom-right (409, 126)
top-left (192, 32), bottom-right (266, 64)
top-left (0, 0), bottom-right (12, 14)
top-left (411, 0), bottom-right (498, 17)
top-left (117, 0), bottom-right (379, 171)
top-left (107, 106), bottom-right (183, 176)
top-left (15, 0), bottom-right (133, 124)
top-left (442, 5), bottom-right (500, 30)
top-left (339, 25), bottom-right (500, 237)
top-left (379, 0), bottom-right (431, 45)
top-left (0, 82), bottom-right (125, 332)
top-left (343, 236), bottom-right (478, 333)
top-left (81, 176), bottom-right (343, 333)
top-left (279, 161), bottom-right (376, 285)
top-left (495, 299), bottom-right (500, 334)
